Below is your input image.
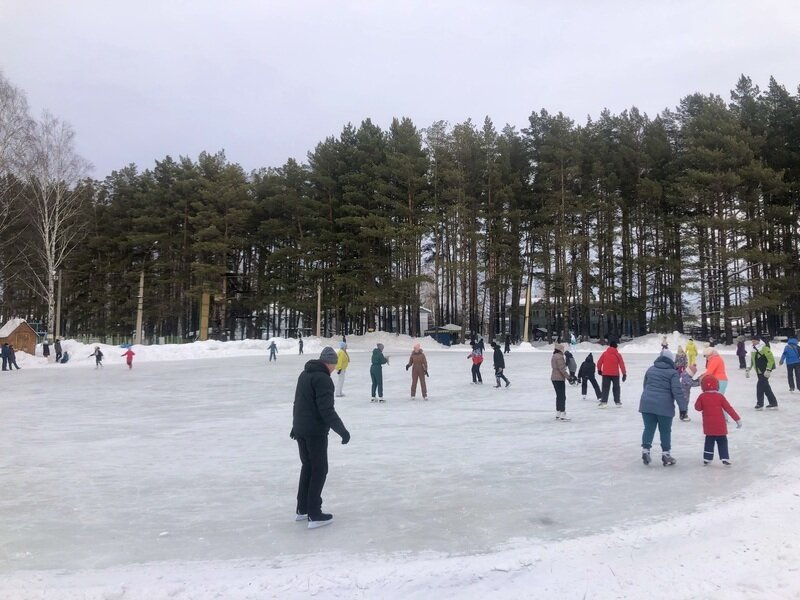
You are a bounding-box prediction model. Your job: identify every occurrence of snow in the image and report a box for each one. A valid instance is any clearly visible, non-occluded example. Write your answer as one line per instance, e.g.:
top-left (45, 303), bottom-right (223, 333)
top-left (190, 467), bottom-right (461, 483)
top-left (2, 333), bottom-right (800, 599)
top-left (0, 318), bottom-right (27, 338)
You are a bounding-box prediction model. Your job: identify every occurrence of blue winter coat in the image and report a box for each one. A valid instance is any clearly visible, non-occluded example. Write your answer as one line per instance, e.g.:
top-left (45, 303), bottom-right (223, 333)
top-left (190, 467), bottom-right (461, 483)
top-left (780, 338), bottom-right (800, 366)
top-left (638, 355), bottom-right (683, 418)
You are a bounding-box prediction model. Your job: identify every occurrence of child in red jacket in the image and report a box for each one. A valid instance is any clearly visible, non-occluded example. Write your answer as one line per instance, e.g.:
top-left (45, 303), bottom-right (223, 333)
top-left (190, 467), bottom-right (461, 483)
top-left (694, 375), bottom-right (741, 466)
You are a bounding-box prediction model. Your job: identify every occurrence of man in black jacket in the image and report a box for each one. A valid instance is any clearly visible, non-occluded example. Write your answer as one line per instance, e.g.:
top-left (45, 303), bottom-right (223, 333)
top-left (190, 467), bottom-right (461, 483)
top-left (491, 342), bottom-right (511, 388)
top-left (291, 346), bottom-right (350, 529)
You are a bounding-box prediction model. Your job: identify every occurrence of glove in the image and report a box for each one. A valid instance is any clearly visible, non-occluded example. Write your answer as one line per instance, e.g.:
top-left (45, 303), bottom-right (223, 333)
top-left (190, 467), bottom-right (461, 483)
top-left (405, 364), bottom-right (410, 371)
top-left (340, 430), bottom-right (350, 445)
top-left (745, 368), bottom-right (751, 379)
top-left (622, 374), bottom-right (627, 383)
top-left (337, 369), bottom-right (341, 374)
top-left (736, 420), bottom-right (742, 429)
top-left (765, 370), bottom-right (772, 379)
top-left (425, 371), bottom-right (429, 377)
top-left (289, 428), bottom-right (296, 440)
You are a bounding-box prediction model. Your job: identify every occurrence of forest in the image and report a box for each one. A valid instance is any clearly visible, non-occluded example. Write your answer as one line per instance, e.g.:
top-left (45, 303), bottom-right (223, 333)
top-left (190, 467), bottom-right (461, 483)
top-left (1, 73), bottom-right (799, 344)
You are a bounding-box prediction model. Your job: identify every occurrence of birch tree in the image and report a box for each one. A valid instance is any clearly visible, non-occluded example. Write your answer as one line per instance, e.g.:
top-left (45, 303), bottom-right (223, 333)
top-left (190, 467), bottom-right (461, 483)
top-left (23, 112), bottom-right (91, 338)
top-left (0, 72), bottom-right (33, 242)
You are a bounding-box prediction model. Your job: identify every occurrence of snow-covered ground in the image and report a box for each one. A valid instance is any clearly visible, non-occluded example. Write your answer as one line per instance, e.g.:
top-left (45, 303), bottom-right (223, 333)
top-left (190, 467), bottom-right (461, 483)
top-left (1, 333), bottom-right (799, 599)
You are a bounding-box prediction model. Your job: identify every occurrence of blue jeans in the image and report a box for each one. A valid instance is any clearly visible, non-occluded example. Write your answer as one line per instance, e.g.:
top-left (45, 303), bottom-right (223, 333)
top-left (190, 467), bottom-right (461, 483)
top-left (641, 412), bottom-right (673, 452)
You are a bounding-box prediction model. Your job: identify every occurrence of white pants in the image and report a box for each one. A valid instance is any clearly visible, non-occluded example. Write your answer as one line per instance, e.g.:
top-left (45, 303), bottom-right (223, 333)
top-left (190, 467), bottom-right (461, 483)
top-left (336, 371), bottom-right (346, 396)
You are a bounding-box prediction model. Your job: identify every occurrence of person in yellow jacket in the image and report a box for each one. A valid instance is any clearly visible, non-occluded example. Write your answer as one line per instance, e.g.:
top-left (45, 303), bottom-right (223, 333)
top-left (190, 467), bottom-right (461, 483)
top-left (686, 338), bottom-right (698, 367)
top-left (335, 341), bottom-right (350, 397)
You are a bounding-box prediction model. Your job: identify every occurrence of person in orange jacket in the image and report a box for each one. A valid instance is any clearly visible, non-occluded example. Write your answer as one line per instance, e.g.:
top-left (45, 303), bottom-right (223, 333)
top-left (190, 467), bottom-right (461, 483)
top-left (121, 347), bottom-right (135, 369)
top-left (698, 347), bottom-right (729, 394)
top-left (406, 343), bottom-right (429, 400)
top-left (596, 336), bottom-right (627, 407)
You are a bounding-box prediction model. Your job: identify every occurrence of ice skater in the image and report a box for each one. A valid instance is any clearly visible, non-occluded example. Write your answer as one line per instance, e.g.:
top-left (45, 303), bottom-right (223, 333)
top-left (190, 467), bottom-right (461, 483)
top-left (639, 353), bottom-right (683, 466)
top-left (504, 334), bottom-right (511, 354)
top-left (7, 345), bottom-right (20, 370)
top-left (551, 344), bottom-right (571, 421)
top-left (467, 342), bottom-right (483, 384)
top-left (406, 343), bottom-right (428, 400)
top-left (43, 339), bottom-right (51, 360)
top-left (578, 353), bottom-right (601, 401)
top-left (677, 364), bottom-right (700, 421)
top-left (1, 343), bottom-right (8, 371)
top-left (268, 340), bottom-right (278, 362)
top-left (686, 337), bottom-right (698, 367)
top-left (89, 346), bottom-right (104, 368)
top-left (121, 347), bottom-right (136, 369)
top-left (674, 345), bottom-right (688, 371)
top-left (298, 337), bottom-right (304, 355)
top-left (736, 336), bottom-right (748, 369)
top-left (597, 336), bottom-right (627, 407)
top-left (694, 375), bottom-right (741, 466)
top-left (290, 346), bottom-right (350, 529)
top-left (54, 338), bottom-right (63, 363)
top-left (491, 341), bottom-right (510, 388)
top-left (370, 343), bottom-right (388, 402)
top-left (747, 337), bottom-right (778, 410)
top-left (779, 336), bottom-right (800, 393)
top-left (335, 341), bottom-right (349, 397)
top-left (698, 347), bottom-right (729, 394)
top-left (564, 349), bottom-right (578, 384)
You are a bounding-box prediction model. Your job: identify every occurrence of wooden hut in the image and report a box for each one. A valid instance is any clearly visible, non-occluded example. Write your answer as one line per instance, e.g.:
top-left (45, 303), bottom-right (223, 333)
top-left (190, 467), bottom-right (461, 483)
top-left (0, 318), bottom-right (38, 356)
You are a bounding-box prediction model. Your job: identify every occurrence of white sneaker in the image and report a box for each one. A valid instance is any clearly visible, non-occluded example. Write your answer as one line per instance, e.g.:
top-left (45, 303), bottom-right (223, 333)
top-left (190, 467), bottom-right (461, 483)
top-left (295, 513), bottom-right (307, 521)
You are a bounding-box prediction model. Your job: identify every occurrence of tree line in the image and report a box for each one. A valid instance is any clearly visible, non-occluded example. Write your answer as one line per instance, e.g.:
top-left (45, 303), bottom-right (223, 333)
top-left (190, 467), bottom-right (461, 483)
top-left (1, 72), bottom-right (798, 344)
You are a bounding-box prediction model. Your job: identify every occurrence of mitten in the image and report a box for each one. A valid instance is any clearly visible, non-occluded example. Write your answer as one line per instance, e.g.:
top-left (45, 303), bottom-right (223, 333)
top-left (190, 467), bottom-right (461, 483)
top-left (337, 369), bottom-right (341, 374)
top-left (736, 420), bottom-right (742, 429)
top-left (289, 428), bottom-right (296, 440)
top-left (622, 373), bottom-right (627, 383)
top-left (405, 364), bottom-right (410, 371)
top-left (425, 371), bottom-right (429, 377)
top-left (341, 429), bottom-right (350, 445)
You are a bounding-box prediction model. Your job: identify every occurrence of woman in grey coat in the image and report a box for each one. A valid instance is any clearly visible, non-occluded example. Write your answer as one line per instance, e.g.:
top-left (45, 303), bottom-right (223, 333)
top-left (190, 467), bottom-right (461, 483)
top-left (551, 344), bottom-right (571, 421)
top-left (639, 355), bottom-right (683, 466)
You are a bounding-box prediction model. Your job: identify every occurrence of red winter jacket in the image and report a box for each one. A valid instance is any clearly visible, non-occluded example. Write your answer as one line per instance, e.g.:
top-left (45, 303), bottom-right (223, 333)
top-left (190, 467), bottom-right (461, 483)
top-left (694, 391), bottom-right (740, 436)
top-left (597, 347), bottom-right (626, 377)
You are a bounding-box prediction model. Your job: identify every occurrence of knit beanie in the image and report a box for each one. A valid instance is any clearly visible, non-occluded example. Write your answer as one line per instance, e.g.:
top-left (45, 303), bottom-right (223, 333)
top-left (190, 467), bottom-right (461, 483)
top-left (701, 375), bottom-right (719, 392)
top-left (319, 346), bottom-right (338, 365)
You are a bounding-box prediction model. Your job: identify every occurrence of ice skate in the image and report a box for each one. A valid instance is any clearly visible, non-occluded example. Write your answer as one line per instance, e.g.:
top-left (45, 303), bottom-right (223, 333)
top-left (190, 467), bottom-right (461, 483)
top-left (307, 513), bottom-right (333, 529)
top-left (754, 405), bottom-right (763, 411)
top-left (371, 397), bottom-right (377, 402)
top-left (722, 460), bottom-right (732, 466)
top-left (598, 402), bottom-right (608, 408)
top-left (581, 395), bottom-right (586, 401)
top-left (661, 453), bottom-right (676, 466)
top-left (505, 380), bottom-right (511, 387)
top-left (642, 449), bottom-right (651, 465)
top-left (557, 412), bottom-right (571, 421)
top-left (766, 405), bottom-right (779, 410)
top-left (379, 398), bottom-right (386, 403)
top-left (295, 512), bottom-right (307, 521)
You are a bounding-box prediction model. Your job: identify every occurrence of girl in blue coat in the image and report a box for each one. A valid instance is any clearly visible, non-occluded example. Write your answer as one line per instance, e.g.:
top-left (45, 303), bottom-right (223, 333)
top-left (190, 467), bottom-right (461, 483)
top-left (779, 337), bottom-right (800, 393)
top-left (639, 355), bottom-right (684, 466)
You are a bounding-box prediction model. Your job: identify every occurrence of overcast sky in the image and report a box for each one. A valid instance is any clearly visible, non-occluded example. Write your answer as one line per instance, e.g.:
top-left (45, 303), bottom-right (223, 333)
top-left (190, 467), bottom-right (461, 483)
top-left (1, 0), bottom-right (798, 178)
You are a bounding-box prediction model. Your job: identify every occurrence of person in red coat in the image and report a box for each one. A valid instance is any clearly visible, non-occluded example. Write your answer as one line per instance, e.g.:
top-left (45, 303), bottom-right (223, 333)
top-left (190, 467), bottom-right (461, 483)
top-left (596, 337), bottom-right (627, 407)
top-left (694, 375), bottom-right (741, 466)
top-left (121, 348), bottom-right (136, 369)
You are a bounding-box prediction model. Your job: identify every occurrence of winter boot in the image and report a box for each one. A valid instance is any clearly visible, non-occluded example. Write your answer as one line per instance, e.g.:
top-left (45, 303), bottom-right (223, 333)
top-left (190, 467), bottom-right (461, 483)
top-left (661, 453), bottom-right (676, 466)
top-left (308, 513), bottom-right (334, 529)
top-left (642, 449), bottom-right (651, 465)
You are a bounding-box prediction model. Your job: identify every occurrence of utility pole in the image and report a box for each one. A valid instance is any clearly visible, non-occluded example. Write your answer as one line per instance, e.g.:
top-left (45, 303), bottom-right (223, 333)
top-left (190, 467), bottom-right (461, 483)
top-left (523, 275), bottom-right (532, 343)
top-left (316, 283), bottom-right (322, 337)
top-left (54, 270), bottom-right (63, 341)
top-left (134, 268), bottom-right (144, 344)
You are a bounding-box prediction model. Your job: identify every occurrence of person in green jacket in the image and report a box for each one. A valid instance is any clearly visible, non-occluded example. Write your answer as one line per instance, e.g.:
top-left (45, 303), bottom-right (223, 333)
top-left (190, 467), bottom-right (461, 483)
top-left (747, 337), bottom-right (778, 410)
top-left (370, 343), bottom-right (389, 402)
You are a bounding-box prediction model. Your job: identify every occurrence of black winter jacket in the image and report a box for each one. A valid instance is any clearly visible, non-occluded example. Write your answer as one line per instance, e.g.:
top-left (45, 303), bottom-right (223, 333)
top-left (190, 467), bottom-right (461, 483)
top-left (292, 360), bottom-right (348, 438)
top-left (578, 355), bottom-right (596, 379)
top-left (493, 346), bottom-right (505, 369)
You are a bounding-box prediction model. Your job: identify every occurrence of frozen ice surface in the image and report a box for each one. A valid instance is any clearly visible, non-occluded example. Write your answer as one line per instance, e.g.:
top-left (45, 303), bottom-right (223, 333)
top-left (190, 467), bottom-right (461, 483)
top-left (2, 335), bottom-right (800, 598)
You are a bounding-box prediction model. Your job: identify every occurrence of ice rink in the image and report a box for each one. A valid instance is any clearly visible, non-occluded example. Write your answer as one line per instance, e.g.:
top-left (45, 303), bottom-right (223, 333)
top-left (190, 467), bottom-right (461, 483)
top-left (2, 335), bottom-right (800, 598)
